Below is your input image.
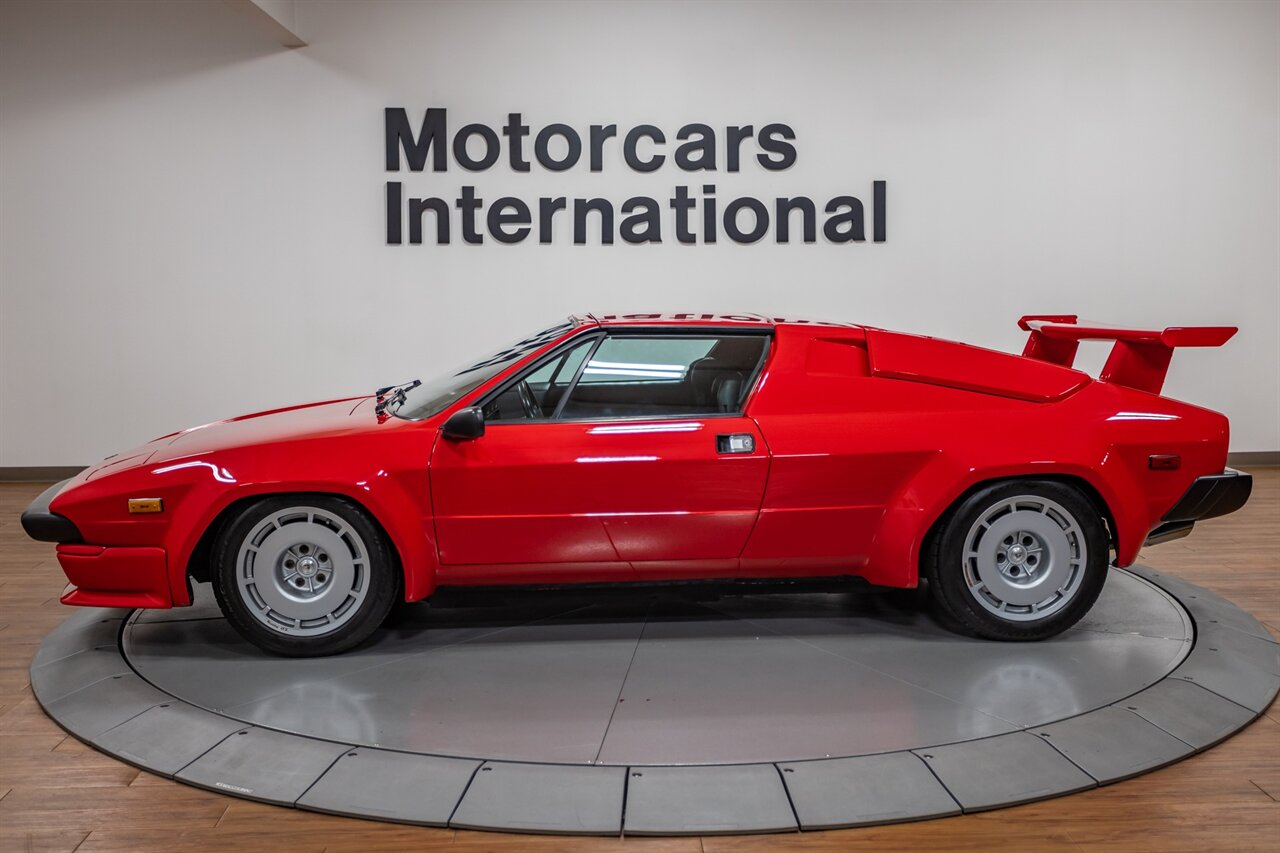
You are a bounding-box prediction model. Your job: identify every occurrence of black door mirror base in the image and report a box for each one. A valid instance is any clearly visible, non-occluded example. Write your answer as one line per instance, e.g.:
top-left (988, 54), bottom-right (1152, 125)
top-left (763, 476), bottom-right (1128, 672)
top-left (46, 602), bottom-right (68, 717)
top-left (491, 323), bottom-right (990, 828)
top-left (442, 406), bottom-right (485, 440)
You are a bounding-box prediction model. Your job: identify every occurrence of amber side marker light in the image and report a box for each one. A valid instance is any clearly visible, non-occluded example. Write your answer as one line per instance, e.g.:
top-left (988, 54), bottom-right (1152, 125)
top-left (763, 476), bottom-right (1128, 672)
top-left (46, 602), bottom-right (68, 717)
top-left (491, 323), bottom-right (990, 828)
top-left (1149, 455), bottom-right (1181, 470)
top-left (127, 498), bottom-right (164, 514)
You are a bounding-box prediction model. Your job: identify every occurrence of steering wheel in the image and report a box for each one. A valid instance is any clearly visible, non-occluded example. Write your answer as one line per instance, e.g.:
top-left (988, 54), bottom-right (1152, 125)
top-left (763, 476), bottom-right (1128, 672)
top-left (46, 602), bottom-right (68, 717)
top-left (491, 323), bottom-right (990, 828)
top-left (516, 380), bottom-right (542, 419)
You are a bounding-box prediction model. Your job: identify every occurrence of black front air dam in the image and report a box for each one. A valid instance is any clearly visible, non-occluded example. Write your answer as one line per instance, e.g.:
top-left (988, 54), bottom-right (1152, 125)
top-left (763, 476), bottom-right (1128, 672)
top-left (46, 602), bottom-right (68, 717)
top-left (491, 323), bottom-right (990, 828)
top-left (1145, 468), bottom-right (1253, 546)
top-left (20, 478), bottom-right (82, 543)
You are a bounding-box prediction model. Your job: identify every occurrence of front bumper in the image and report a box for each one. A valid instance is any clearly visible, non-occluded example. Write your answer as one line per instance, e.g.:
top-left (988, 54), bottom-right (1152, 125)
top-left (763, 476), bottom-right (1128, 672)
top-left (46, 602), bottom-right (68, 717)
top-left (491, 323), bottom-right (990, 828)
top-left (20, 479), bottom-right (82, 543)
top-left (1145, 468), bottom-right (1253, 546)
top-left (56, 545), bottom-right (172, 609)
top-left (23, 479), bottom-right (173, 608)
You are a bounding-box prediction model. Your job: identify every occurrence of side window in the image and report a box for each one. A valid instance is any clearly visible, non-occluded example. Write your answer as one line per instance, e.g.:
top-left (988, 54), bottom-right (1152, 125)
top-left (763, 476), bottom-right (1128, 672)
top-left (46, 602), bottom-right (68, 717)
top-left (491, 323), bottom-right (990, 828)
top-left (559, 334), bottom-right (767, 420)
top-left (483, 337), bottom-right (595, 422)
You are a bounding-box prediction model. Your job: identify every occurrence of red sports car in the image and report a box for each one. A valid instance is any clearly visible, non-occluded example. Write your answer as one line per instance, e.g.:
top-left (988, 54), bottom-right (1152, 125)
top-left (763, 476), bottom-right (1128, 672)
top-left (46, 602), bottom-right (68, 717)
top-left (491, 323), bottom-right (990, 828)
top-left (23, 313), bottom-right (1251, 656)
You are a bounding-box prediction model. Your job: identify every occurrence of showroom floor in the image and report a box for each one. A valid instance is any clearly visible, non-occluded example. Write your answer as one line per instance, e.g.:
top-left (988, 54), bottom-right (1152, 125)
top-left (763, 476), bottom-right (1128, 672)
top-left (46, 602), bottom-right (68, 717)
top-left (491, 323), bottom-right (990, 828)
top-left (0, 472), bottom-right (1276, 852)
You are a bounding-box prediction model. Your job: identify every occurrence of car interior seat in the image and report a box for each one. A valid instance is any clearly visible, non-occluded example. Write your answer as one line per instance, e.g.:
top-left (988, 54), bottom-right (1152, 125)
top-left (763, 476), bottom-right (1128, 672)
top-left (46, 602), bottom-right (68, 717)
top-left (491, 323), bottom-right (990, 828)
top-left (688, 337), bottom-right (766, 413)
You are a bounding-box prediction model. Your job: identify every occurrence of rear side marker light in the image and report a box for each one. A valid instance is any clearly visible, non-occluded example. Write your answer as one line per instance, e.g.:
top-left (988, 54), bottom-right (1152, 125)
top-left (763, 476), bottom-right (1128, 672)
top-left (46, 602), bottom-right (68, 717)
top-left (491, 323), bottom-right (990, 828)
top-left (128, 498), bottom-right (164, 514)
top-left (1149, 455), bottom-right (1181, 471)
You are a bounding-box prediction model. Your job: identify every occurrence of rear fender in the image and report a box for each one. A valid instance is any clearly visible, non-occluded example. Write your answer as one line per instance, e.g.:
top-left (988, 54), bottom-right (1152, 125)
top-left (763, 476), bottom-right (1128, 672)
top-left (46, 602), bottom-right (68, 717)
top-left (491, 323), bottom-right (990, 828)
top-left (869, 458), bottom-right (1134, 587)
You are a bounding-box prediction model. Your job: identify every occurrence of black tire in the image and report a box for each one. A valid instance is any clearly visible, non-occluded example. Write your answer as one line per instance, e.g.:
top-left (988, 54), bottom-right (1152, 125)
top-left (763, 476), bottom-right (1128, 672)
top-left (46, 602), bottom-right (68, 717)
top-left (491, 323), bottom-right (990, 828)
top-left (925, 480), bottom-right (1109, 641)
top-left (212, 495), bottom-right (398, 657)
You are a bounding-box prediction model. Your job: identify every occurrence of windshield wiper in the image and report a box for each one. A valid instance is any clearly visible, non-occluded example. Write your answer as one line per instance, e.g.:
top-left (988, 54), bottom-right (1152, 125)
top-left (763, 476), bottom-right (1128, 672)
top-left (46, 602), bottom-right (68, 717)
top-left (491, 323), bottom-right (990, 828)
top-left (374, 379), bottom-right (421, 415)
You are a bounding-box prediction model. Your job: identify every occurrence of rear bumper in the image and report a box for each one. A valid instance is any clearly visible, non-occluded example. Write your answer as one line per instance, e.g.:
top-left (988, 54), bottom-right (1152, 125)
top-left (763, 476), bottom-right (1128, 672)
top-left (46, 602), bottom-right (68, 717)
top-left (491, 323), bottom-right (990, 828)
top-left (56, 544), bottom-right (172, 609)
top-left (1163, 468), bottom-right (1253, 523)
top-left (1145, 468), bottom-right (1253, 546)
top-left (20, 479), bottom-right (82, 543)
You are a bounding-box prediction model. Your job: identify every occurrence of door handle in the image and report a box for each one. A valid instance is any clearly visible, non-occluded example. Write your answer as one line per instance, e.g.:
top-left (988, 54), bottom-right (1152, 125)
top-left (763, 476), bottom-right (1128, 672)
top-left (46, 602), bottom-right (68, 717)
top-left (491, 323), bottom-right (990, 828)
top-left (716, 434), bottom-right (755, 454)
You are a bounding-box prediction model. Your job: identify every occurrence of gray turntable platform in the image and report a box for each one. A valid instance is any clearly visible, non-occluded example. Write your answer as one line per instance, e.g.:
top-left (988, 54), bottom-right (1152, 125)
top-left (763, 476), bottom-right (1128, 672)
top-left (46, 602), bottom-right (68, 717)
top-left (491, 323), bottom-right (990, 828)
top-left (30, 567), bottom-right (1279, 835)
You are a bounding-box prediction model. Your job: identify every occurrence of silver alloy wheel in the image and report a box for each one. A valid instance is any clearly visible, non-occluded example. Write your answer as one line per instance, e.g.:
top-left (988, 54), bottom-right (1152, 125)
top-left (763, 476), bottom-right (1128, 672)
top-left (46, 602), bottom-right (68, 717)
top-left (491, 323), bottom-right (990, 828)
top-left (962, 495), bottom-right (1088, 622)
top-left (235, 506), bottom-right (370, 636)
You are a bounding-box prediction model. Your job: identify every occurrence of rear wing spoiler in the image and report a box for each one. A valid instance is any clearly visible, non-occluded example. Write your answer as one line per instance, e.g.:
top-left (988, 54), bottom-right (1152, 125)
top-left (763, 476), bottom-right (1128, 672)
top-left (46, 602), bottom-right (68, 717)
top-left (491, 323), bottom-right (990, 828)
top-left (1018, 315), bottom-right (1237, 395)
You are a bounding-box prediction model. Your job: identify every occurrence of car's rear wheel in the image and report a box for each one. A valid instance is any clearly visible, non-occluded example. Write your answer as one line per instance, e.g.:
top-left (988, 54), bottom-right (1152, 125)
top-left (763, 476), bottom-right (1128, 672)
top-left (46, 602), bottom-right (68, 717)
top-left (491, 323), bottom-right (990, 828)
top-left (212, 496), bottom-right (397, 657)
top-left (926, 480), bottom-right (1109, 641)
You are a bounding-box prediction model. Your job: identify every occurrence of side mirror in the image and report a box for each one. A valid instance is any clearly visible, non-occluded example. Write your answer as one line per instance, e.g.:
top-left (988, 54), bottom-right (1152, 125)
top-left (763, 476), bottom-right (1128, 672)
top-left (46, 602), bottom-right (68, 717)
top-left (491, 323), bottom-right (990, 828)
top-left (442, 406), bottom-right (485, 440)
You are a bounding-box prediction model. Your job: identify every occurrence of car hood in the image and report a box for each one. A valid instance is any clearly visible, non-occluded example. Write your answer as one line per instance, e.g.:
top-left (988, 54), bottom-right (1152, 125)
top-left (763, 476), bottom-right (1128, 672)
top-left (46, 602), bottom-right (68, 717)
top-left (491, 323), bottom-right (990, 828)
top-left (150, 396), bottom-right (374, 462)
top-left (81, 397), bottom-right (375, 477)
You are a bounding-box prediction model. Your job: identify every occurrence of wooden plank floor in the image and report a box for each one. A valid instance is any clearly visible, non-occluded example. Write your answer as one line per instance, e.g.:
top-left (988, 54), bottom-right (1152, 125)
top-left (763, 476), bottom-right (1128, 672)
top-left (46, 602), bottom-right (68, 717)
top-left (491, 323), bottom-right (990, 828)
top-left (0, 472), bottom-right (1276, 852)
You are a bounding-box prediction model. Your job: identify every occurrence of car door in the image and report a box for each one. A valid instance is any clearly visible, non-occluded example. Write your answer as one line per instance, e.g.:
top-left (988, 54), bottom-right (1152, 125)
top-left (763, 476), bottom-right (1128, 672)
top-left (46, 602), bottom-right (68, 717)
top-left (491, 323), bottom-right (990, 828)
top-left (428, 330), bottom-right (772, 579)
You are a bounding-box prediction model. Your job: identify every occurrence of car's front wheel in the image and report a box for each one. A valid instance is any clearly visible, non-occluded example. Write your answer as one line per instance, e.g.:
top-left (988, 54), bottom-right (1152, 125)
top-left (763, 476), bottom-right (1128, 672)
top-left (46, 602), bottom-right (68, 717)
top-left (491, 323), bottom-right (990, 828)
top-left (926, 480), bottom-right (1109, 641)
top-left (212, 495), bottom-right (398, 656)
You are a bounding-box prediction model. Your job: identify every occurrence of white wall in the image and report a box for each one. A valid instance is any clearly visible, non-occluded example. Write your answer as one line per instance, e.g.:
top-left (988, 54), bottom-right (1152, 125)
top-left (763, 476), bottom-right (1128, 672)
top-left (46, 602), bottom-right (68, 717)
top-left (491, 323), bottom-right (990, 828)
top-left (2, 0), bottom-right (1277, 466)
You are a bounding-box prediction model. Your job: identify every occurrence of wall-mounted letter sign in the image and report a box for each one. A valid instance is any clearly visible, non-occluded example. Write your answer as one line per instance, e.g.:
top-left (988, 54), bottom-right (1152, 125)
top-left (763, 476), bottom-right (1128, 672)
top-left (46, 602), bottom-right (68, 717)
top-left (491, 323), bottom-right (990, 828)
top-left (383, 108), bottom-right (886, 247)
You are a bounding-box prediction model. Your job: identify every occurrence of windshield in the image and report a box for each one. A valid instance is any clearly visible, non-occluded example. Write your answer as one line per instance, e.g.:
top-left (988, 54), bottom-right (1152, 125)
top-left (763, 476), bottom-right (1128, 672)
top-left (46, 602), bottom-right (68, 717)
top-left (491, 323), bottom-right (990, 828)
top-left (389, 320), bottom-right (577, 420)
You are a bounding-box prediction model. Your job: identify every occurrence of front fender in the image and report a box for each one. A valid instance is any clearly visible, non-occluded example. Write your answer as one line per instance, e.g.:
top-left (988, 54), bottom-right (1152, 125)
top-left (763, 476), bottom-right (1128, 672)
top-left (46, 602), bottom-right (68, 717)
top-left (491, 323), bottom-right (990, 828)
top-left (167, 469), bottom-right (440, 606)
top-left (59, 429), bottom-right (441, 607)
